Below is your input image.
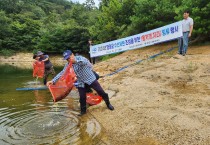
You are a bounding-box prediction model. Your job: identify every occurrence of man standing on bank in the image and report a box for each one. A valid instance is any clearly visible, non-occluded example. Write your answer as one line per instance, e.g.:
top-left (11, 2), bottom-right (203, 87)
top-left (47, 50), bottom-right (114, 116)
top-left (88, 39), bottom-right (96, 64)
top-left (178, 10), bottom-right (194, 56)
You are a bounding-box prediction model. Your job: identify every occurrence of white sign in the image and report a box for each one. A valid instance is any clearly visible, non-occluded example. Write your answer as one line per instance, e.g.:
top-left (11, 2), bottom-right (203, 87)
top-left (90, 21), bottom-right (183, 57)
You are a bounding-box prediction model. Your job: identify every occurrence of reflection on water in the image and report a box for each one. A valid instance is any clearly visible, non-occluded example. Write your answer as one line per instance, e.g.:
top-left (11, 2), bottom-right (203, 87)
top-left (0, 65), bottom-right (105, 145)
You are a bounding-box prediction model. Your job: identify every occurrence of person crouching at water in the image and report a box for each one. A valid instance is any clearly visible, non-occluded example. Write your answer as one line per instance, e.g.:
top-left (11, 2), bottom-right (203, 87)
top-left (47, 50), bottom-right (114, 116)
top-left (36, 51), bottom-right (55, 85)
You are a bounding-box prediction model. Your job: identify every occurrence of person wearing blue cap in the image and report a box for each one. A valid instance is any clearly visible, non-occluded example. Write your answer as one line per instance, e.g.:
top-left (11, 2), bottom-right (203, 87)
top-left (36, 51), bottom-right (55, 85)
top-left (47, 50), bottom-right (114, 116)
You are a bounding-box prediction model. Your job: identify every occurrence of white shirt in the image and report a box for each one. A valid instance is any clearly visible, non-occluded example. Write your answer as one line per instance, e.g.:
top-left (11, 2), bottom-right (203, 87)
top-left (182, 17), bottom-right (193, 32)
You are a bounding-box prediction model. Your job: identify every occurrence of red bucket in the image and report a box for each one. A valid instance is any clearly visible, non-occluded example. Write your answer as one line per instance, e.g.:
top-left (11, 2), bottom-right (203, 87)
top-left (86, 93), bottom-right (102, 105)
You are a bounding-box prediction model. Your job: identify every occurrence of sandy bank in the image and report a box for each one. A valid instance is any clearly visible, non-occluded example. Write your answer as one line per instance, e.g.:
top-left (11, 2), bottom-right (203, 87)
top-left (89, 43), bottom-right (210, 145)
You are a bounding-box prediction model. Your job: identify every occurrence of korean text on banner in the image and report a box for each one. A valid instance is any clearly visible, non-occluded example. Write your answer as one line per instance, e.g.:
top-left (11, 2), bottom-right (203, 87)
top-left (90, 21), bottom-right (183, 57)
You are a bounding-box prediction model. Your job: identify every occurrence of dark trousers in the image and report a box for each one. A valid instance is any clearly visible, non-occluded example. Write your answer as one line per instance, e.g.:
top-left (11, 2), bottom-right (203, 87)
top-left (85, 71), bottom-right (99, 93)
top-left (78, 80), bottom-right (110, 112)
top-left (88, 54), bottom-right (96, 65)
top-left (43, 66), bottom-right (55, 85)
top-left (91, 57), bottom-right (96, 64)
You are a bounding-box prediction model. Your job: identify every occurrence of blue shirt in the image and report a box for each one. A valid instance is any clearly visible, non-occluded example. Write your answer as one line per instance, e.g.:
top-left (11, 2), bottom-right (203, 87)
top-left (52, 56), bottom-right (96, 88)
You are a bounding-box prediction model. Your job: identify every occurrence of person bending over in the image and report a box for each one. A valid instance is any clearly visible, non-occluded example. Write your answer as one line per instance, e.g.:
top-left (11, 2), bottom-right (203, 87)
top-left (47, 50), bottom-right (114, 116)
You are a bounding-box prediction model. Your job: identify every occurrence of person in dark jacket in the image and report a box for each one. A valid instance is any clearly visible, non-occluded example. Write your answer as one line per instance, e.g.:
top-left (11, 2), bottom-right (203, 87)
top-left (37, 51), bottom-right (55, 85)
top-left (88, 39), bottom-right (96, 64)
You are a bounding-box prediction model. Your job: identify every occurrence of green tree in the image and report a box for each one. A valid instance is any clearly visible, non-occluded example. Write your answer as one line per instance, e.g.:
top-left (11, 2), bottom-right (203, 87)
top-left (125, 0), bottom-right (178, 36)
top-left (37, 21), bottom-right (90, 53)
top-left (1, 0), bottom-right (209, 55)
top-left (93, 0), bottom-right (135, 42)
top-left (0, 0), bottom-right (20, 13)
top-left (0, 11), bottom-right (12, 49)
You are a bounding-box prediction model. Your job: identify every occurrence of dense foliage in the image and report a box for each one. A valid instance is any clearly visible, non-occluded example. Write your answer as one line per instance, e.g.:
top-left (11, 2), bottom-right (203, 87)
top-left (0, 0), bottom-right (209, 55)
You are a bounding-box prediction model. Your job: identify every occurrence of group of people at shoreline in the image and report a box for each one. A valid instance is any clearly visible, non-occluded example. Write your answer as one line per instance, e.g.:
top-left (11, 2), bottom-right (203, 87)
top-left (33, 10), bottom-right (193, 116)
top-left (33, 39), bottom-right (114, 116)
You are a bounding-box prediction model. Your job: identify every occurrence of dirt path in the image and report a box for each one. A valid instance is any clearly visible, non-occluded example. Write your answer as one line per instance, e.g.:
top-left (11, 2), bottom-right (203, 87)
top-left (90, 43), bottom-right (210, 145)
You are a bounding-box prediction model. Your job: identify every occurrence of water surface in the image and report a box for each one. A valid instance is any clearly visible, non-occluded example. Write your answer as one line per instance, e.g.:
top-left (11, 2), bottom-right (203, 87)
top-left (0, 65), bottom-right (104, 145)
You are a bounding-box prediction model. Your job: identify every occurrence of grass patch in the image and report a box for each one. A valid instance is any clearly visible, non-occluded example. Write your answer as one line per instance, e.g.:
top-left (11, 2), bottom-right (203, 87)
top-left (182, 62), bottom-right (198, 73)
top-left (0, 49), bottom-right (15, 57)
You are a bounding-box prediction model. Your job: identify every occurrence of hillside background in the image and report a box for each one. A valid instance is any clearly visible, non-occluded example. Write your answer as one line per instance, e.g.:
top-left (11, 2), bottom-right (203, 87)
top-left (0, 0), bottom-right (210, 56)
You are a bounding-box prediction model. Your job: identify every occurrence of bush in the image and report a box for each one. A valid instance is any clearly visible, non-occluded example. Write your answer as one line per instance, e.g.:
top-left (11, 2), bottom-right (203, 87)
top-left (0, 49), bottom-right (15, 57)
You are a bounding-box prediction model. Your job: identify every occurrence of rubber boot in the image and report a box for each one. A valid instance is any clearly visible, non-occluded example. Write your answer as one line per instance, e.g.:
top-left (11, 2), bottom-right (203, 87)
top-left (78, 96), bottom-right (87, 116)
top-left (102, 93), bottom-right (114, 110)
top-left (78, 106), bottom-right (86, 116)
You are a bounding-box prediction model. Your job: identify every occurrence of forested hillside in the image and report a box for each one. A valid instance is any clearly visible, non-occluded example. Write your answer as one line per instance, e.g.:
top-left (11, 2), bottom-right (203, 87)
top-left (0, 0), bottom-right (209, 55)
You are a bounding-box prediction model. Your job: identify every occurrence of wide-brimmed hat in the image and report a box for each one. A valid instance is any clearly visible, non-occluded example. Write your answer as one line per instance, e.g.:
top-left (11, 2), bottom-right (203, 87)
top-left (63, 50), bottom-right (72, 60)
top-left (36, 51), bottom-right (44, 56)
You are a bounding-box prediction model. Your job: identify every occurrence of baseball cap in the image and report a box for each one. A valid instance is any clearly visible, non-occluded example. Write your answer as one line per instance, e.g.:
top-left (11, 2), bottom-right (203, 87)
top-left (63, 50), bottom-right (72, 60)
